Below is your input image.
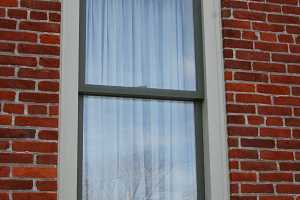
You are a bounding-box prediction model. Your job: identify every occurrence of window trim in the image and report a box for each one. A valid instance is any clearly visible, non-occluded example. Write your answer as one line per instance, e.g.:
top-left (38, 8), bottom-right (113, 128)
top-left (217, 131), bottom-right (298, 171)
top-left (78, 1), bottom-right (205, 199)
top-left (59, 0), bottom-right (229, 199)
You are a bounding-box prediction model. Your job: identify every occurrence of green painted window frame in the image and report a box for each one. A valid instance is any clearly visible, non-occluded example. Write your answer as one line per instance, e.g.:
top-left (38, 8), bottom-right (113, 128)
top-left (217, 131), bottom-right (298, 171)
top-left (77, 0), bottom-right (206, 199)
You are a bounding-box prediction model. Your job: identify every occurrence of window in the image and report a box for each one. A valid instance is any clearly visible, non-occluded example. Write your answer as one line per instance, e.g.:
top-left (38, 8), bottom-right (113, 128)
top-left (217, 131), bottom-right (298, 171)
top-left (59, 0), bottom-right (229, 199)
top-left (78, 0), bottom-right (204, 200)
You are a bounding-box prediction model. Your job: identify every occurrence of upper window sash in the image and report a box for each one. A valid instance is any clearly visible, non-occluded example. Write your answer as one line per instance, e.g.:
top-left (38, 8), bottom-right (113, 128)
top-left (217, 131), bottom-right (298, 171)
top-left (78, 0), bottom-right (204, 100)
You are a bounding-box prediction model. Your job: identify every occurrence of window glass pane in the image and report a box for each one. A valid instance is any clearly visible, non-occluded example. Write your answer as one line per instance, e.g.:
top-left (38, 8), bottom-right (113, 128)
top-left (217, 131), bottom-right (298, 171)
top-left (85, 0), bottom-right (196, 90)
top-left (83, 96), bottom-right (197, 200)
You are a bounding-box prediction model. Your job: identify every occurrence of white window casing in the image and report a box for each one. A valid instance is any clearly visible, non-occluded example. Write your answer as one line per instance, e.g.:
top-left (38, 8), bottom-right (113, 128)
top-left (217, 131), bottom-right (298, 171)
top-left (59, 0), bottom-right (229, 199)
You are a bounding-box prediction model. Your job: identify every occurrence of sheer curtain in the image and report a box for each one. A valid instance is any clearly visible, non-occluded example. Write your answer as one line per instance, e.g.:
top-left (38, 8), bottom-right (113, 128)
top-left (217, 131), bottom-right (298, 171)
top-left (83, 0), bottom-right (198, 200)
top-left (85, 0), bottom-right (196, 90)
top-left (83, 97), bottom-right (197, 200)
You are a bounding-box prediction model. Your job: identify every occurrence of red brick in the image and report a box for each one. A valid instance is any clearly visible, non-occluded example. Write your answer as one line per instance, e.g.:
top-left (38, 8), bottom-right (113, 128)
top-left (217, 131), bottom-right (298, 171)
top-left (0, 141), bottom-right (9, 150)
top-left (253, 22), bottom-right (284, 32)
top-left (260, 32), bottom-right (277, 42)
top-left (285, 118), bottom-right (300, 127)
top-left (241, 184), bottom-right (274, 193)
top-left (0, 128), bottom-right (35, 138)
top-left (242, 31), bottom-right (258, 40)
top-left (0, 67), bottom-right (15, 76)
top-left (236, 50), bottom-right (270, 62)
top-left (260, 150), bottom-right (294, 160)
top-left (49, 13), bottom-right (60, 22)
top-left (40, 34), bottom-right (60, 44)
top-left (0, 166), bottom-right (10, 177)
top-left (288, 64), bottom-right (300, 74)
top-left (241, 161), bottom-right (277, 171)
top-left (18, 68), bottom-right (59, 79)
top-left (18, 44), bottom-right (60, 56)
top-left (38, 130), bottom-right (58, 140)
top-left (227, 104), bottom-right (256, 114)
top-left (13, 193), bottom-right (57, 200)
top-left (272, 54), bottom-right (300, 63)
top-left (38, 81), bottom-right (59, 92)
top-left (260, 172), bottom-right (293, 182)
top-left (0, 153), bottom-right (33, 163)
top-left (274, 97), bottom-right (300, 106)
top-left (229, 149), bottom-right (258, 159)
top-left (228, 126), bottom-right (258, 136)
top-left (20, 21), bottom-right (60, 33)
top-left (36, 154), bottom-right (57, 165)
top-left (0, 19), bottom-right (17, 29)
top-left (7, 9), bottom-right (27, 19)
top-left (15, 116), bottom-right (58, 128)
top-left (266, 0), bottom-right (298, 4)
top-left (223, 19), bottom-right (251, 29)
top-left (0, 31), bottom-right (37, 42)
top-left (228, 115), bottom-right (245, 124)
top-left (0, 55), bottom-right (37, 66)
top-left (13, 167), bottom-right (57, 178)
top-left (278, 140), bottom-right (300, 149)
top-left (21, 0), bottom-right (61, 11)
top-left (224, 39), bottom-right (253, 49)
top-left (0, 115), bottom-right (12, 125)
top-left (224, 60), bottom-right (251, 70)
top-left (28, 105), bottom-right (47, 115)
top-left (248, 116), bottom-right (264, 125)
top-left (278, 34), bottom-right (294, 43)
top-left (0, 91), bottom-right (15, 100)
top-left (30, 11), bottom-right (47, 20)
top-left (236, 94), bottom-right (271, 104)
top-left (260, 128), bottom-right (291, 138)
top-left (257, 84), bottom-right (289, 95)
top-left (39, 57), bottom-right (59, 68)
top-left (249, 2), bottom-right (281, 13)
top-left (3, 103), bottom-right (24, 114)
top-left (234, 72), bottom-right (268, 82)
top-left (266, 117), bottom-right (283, 126)
top-left (19, 92), bottom-right (58, 103)
top-left (233, 10), bottom-right (266, 21)
top-left (268, 14), bottom-right (300, 24)
top-left (255, 42), bottom-right (288, 52)
top-left (222, 0), bottom-right (248, 9)
top-left (287, 25), bottom-right (300, 34)
top-left (0, 0), bottom-right (17, 7)
top-left (36, 181), bottom-right (57, 191)
top-left (258, 106), bottom-right (292, 116)
top-left (231, 172), bottom-right (257, 182)
top-left (241, 138), bottom-right (275, 148)
top-left (0, 180), bottom-right (32, 190)
top-left (223, 29), bottom-right (241, 38)
top-left (0, 193), bottom-right (8, 200)
top-left (13, 141), bottom-right (57, 153)
top-left (277, 185), bottom-right (300, 194)
top-left (0, 42), bottom-right (15, 52)
top-left (280, 162), bottom-right (300, 170)
top-left (0, 79), bottom-right (35, 90)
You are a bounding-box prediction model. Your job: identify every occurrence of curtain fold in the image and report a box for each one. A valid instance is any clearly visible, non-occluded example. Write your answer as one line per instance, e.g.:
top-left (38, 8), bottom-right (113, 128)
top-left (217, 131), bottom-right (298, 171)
top-left (85, 0), bottom-right (196, 90)
top-left (83, 97), bottom-right (197, 200)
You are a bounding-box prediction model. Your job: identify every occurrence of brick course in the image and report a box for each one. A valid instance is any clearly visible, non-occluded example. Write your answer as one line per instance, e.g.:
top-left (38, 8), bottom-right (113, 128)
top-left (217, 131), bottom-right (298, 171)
top-left (0, 0), bottom-right (59, 199)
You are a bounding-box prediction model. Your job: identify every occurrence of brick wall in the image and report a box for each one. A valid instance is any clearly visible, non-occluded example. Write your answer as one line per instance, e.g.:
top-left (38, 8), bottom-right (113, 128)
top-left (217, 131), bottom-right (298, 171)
top-left (0, 0), bottom-right (299, 200)
top-left (222, 0), bottom-right (300, 199)
top-left (0, 0), bottom-right (60, 200)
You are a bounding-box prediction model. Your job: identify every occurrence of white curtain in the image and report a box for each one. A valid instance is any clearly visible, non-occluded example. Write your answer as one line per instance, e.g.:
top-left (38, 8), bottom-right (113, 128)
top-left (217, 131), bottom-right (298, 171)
top-left (85, 0), bottom-right (196, 90)
top-left (83, 0), bottom-right (198, 199)
top-left (83, 97), bottom-right (197, 200)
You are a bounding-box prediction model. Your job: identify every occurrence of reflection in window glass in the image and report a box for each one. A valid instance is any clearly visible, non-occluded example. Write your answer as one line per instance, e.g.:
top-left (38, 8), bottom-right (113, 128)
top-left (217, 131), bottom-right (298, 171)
top-left (83, 96), bottom-right (197, 200)
top-left (85, 0), bottom-right (196, 90)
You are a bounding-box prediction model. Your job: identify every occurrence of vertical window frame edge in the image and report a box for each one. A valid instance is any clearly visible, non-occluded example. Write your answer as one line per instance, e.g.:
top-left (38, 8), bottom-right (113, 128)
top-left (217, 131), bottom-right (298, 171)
top-left (77, 0), bottom-right (206, 200)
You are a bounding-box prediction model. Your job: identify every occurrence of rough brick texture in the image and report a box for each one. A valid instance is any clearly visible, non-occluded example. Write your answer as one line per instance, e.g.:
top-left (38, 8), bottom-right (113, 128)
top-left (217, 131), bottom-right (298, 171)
top-left (223, 0), bottom-right (300, 199)
top-left (0, 0), bottom-right (60, 200)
